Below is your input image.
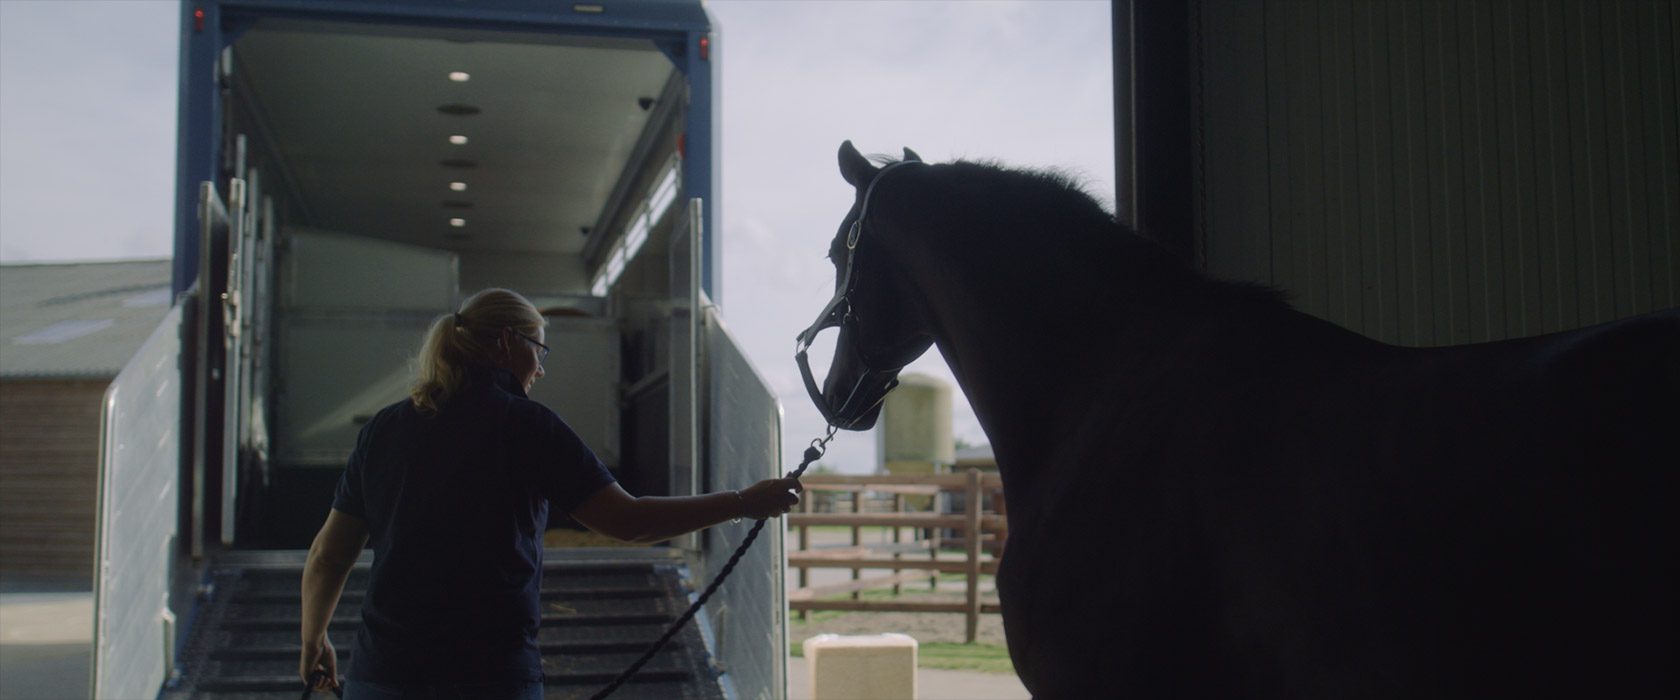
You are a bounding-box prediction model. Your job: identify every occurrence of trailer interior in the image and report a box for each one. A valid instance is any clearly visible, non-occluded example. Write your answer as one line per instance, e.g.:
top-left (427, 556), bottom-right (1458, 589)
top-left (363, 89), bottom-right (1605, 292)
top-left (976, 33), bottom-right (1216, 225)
top-left (216, 18), bottom-right (699, 549)
top-left (93, 5), bottom-right (784, 698)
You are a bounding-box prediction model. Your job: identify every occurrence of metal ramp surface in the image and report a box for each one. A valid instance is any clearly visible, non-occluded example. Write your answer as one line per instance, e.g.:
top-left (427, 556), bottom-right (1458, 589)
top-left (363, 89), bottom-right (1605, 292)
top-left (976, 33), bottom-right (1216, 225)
top-left (163, 549), bottom-right (727, 700)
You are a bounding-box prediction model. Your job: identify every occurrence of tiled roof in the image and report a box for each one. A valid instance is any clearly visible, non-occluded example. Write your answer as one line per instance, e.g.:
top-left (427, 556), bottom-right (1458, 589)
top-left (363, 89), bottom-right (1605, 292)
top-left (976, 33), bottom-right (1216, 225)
top-left (0, 260), bottom-right (174, 379)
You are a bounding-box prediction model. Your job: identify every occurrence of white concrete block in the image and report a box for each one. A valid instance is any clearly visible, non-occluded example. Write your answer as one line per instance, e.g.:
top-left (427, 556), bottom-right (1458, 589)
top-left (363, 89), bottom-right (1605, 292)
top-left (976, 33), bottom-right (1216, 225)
top-left (804, 633), bottom-right (918, 700)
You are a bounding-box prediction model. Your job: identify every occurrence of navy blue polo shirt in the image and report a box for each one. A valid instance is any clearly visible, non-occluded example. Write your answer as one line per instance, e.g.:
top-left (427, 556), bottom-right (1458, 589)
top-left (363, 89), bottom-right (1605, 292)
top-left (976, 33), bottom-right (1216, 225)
top-left (331, 364), bottom-right (615, 683)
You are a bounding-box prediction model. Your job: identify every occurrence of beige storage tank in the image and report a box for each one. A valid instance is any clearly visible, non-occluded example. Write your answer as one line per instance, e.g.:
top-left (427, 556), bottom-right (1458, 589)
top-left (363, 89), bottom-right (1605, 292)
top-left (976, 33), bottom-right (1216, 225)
top-left (880, 373), bottom-right (954, 478)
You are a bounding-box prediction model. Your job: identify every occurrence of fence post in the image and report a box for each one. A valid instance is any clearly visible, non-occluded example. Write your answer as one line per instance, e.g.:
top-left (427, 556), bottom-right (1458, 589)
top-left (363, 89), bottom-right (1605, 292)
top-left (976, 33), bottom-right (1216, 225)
top-left (850, 490), bottom-right (862, 600)
top-left (798, 492), bottom-right (812, 621)
top-left (930, 486), bottom-right (941, 591)
top-left (964, 467), bottom-right (983, 644)
top-left (892, 493), bottom-right (905, 596)
top-left (994, 483), bottom-right (1007, 559)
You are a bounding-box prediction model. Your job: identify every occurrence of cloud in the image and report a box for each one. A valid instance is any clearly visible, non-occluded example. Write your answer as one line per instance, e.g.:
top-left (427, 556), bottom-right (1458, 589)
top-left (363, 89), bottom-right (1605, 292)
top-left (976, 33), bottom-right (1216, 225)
top-left (0, 0), bottom-right (178, 263)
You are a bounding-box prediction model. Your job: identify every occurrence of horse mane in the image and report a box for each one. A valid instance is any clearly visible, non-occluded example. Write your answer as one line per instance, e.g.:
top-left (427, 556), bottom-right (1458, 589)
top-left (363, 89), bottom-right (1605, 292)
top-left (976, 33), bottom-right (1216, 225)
top-left (874, 155), bottom-right (1113, 223)
top-left (875, 156), bottom-right (1293, 310)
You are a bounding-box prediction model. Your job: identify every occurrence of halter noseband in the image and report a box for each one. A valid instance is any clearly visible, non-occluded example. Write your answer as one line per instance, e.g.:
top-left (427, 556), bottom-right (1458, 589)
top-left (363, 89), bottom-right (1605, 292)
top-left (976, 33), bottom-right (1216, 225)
top-left (796, 160), bottom-right (923, 429)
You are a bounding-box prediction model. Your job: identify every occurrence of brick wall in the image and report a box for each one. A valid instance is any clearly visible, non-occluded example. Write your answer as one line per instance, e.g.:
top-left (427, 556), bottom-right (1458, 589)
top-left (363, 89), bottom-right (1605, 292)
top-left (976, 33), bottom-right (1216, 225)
top-left (0, 378), bottom-right (109, 588)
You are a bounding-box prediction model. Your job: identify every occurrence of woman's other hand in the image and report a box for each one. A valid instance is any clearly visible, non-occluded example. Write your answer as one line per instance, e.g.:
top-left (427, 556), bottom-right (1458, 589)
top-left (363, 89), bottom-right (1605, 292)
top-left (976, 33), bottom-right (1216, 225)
top-left (299, 636), bottom-right (340, 692)
top-left (738, 477), bottom-right (802, 519)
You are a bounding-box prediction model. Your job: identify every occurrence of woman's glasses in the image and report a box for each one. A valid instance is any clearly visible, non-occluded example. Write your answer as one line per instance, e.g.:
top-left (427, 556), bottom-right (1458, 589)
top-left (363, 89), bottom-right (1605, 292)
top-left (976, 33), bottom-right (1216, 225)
top-left (515, 331), bottom-right (550, 364)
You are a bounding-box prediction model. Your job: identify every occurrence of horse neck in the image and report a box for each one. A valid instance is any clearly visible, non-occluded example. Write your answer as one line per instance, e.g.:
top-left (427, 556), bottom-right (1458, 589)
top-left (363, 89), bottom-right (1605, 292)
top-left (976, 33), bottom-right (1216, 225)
top-left (909, 221), bottom-right (1278, 512)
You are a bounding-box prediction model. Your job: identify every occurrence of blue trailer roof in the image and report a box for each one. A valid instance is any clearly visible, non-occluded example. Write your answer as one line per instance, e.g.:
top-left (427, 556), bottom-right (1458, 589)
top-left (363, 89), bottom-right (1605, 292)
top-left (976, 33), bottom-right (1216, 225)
top-left (173, 0), bottom-right (720, 302)
top-left (212, 0), bottom-right (710, 39)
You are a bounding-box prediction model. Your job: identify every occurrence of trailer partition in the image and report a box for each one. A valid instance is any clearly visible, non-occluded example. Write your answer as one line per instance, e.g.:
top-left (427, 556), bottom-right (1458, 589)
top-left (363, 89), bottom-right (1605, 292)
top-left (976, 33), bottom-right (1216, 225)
top-left (668, 199), bottom-right (703, 551)
top-left (92, 304), bottom-right (186, 700)
top-left (699, 304), bottom-right (788, 700)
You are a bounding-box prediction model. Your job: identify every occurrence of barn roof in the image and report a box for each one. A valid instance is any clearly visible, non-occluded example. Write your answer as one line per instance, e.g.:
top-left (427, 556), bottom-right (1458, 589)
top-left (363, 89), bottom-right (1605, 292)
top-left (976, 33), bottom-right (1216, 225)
top-left (0, 260), bottom-right (174, 380)
top-left (955, 444), bottom-right (995, 466)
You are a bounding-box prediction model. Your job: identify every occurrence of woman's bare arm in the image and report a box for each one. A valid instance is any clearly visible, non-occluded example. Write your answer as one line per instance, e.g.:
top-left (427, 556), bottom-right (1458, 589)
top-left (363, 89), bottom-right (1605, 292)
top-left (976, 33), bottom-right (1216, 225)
top-left (571, 478), bottom-right (801, 544)
top-left (299, 509), bottom-right (368, 686)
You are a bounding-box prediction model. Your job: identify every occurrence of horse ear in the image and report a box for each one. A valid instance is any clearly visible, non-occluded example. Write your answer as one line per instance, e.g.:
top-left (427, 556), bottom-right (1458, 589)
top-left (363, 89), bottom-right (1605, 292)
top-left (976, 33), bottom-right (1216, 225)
top-left (902, 147), bottom-right (922, 162)
top-left (838, 140), bottom-right (877, 187)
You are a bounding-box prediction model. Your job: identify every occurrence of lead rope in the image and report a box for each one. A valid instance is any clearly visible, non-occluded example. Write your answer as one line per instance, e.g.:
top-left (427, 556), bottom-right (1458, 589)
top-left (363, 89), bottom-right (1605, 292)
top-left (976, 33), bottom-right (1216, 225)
top-left (589, 425), bottom-right (839, 700)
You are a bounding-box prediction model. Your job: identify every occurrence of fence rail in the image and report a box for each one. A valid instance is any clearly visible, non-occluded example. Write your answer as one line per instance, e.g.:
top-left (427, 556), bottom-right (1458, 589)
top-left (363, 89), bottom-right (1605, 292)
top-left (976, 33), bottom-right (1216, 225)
top-left (789, 468), bottom-right (1006, 642)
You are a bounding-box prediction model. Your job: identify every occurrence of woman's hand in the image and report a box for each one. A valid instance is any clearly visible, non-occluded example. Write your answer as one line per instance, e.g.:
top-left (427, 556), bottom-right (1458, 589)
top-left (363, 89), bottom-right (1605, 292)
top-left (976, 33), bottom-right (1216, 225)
top-left (737, 477), bottom-right (803, 520)
top-left (299, 635), bottom-right (340, 692)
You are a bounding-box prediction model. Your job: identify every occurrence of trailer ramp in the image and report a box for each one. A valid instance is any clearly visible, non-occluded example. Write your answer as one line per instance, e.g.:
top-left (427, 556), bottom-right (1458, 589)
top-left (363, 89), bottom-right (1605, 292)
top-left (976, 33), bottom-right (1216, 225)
top-left (163, 549), bottom-right (726, 700)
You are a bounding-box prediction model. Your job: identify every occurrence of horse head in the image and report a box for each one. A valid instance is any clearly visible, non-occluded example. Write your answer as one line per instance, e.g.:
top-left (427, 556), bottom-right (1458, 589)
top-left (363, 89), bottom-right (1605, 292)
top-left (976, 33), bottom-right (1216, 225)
top-left (794, 141), bottom-right (936, 431)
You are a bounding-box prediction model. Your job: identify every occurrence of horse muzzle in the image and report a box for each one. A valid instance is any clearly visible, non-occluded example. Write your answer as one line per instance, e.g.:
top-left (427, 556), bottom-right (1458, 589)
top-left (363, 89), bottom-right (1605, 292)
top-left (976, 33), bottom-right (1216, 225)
top-left (797, 334), bottom-right (901, 431)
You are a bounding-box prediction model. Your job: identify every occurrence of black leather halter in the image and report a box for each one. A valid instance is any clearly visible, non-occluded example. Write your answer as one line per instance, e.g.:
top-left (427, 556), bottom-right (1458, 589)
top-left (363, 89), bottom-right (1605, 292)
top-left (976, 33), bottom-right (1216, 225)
top-left (795, 160), bottom-right (924, 429)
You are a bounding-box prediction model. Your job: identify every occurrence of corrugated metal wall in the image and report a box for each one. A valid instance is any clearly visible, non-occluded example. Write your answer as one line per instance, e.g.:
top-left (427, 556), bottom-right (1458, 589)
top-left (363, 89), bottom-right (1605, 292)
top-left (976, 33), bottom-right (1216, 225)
top-left (1197, 0), bottom-right (1679, 346)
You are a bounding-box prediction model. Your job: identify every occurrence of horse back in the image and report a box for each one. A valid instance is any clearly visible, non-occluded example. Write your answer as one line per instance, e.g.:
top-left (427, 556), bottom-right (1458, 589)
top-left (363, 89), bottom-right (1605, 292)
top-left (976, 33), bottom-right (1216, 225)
top-left (995, 308), bottom-right (1677, 698)
top-left (1257, 308), bottom-right (1680, 696)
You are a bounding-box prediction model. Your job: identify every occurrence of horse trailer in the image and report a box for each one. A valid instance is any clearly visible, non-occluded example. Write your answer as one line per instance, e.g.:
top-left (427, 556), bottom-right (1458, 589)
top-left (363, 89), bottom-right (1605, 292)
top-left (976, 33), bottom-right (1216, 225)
top-left (91, 2), bottom-right (787, 698)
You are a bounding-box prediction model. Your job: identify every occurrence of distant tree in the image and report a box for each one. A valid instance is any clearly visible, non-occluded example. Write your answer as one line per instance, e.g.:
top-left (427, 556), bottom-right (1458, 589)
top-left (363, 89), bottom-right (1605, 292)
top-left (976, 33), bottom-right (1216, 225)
top-left (954, 437), bottom-right (976, 452)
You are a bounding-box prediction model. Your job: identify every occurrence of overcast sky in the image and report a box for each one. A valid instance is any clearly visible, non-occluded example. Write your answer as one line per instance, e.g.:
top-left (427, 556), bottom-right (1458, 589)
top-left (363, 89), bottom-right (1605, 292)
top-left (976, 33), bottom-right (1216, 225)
top-left (0, 0), bottom-right (1113, 475)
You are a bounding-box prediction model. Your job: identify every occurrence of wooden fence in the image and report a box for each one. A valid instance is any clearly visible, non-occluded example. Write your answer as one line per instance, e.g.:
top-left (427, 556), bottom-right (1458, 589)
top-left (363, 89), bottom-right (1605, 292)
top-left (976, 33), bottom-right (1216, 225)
top-left (788, 468), bottom-right (1006, 643)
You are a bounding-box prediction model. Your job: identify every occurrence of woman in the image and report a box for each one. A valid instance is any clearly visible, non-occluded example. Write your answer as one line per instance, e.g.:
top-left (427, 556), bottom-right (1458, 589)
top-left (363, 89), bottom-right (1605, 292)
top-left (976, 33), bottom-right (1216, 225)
top-left (299, 288), bottom-right (801, 699)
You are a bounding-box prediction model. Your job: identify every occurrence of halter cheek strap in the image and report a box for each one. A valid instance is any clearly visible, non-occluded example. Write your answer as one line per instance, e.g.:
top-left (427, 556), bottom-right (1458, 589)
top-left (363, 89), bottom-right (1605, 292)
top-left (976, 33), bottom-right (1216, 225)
top-left (796, 160), bottom-right (924, 427)
top-left (797, 159), bottom-right (922, 352)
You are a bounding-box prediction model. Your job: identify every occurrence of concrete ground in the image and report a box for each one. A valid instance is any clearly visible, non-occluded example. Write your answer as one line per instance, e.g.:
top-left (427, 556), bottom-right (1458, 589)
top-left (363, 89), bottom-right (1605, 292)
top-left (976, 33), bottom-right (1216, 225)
top-left (2, 592), bottom-right (1024, 700)
top-left (0, 593), bottom-right (92, 700)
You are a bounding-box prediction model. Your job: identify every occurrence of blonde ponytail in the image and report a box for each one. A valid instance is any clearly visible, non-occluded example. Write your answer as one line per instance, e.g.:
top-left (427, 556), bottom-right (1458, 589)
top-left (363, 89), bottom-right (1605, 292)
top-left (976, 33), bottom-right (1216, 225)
top-left (411, 288), bottom-right (546, 414)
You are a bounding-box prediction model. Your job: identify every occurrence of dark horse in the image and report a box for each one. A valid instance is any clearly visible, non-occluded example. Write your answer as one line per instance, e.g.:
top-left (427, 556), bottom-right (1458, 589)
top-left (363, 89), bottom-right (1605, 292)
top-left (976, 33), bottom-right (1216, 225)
top-left (799, 141), bottom-right (1676, 698)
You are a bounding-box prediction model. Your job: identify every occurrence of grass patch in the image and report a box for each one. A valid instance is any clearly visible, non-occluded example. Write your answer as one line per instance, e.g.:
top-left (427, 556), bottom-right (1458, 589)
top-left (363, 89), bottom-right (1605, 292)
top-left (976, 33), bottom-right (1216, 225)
top-left (790, 640), bottom-right (1015, 675)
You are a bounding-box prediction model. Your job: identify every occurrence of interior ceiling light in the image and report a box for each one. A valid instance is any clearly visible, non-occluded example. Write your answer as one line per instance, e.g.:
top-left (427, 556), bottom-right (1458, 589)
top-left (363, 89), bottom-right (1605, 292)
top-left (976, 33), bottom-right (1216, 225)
top-left (450, 218), bottom-right (466, 227)
top-left (450, 182), bottom-right (468, 191)
top-left (449, 135), bottom-right (469, 145)
top-left (448, 71), bottom-right (470, 82)
top-left (437, 103), bottom-right (481, 116)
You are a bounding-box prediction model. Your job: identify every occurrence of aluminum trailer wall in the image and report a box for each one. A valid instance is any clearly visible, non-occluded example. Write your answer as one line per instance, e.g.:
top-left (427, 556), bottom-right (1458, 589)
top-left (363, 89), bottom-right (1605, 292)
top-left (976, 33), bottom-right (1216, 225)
top-left (1116, 0), bottom-right (1680, 343)
top-left (697, 306), bottom-right (787, 700)
top-left (92, 304), bottom-right (186, 699)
